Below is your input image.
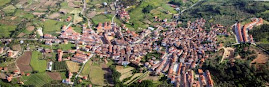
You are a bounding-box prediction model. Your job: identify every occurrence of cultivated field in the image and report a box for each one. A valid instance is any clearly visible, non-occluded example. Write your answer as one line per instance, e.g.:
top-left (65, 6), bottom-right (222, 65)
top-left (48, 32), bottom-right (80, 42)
top-left (0, 25), bottom-right (16, 38)
top-left (66, 61), bottom-right (80, 72)
top-left (82, 60), bottom-right (105, 86)
top-left (41, 19), bottom-right (66, 35)
top-left (47, 72), bottom-right (62, 80)
top-left (23, 73), bottom-right (52, 87)
top-left (124, 73), bottom-right (143, 84)
top-left (17, 51), bottom-right (33, 72)
top-left (116, 66), bottom-right (134, 81)
top-left (53, 61), bottom-right (67, 71)
top-left (31, 51), bottom-right (47, 72)
top-left (0, 0), bottom-right (11, 7)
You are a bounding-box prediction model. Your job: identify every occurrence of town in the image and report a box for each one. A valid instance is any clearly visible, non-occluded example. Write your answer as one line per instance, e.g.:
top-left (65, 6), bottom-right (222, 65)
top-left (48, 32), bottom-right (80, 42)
top-left (0, 0), bottom-right (269, 87)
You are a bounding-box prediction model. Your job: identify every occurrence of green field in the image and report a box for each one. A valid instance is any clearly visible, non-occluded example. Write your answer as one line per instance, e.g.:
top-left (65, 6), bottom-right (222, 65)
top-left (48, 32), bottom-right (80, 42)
top-left (81, 60), bottom-right (105, 85)
top-left (14, 9), bottom-right (35, 19)
top-left (217, 35), bottom-right (236, 46)
top-left (0, 0), bottom-right (11, 7)
top-left (91, 14), bottom-right (123, 27)
top-left (53, 61), bottom-right (67, 71)
top-left (91, 15), bottom-right (112, 25)
top-left (81, 61), bottom-right (92, 75)
top-left (23, 73), bottom-right (52, 87)
top-left (3, 5), bottom-right (16, 13)
top-left (59, 43), bottom-right (75, 50)
top-left (128, 0), bottom-right (174, 31)
top-left (42, 19), bottom-right (67, 35)
top-left (31, 51), bottom-right (47, 72)
top-left (0, 24), bottom-right (16, 38)
top-left (60, 72), bottom-right (67, 79)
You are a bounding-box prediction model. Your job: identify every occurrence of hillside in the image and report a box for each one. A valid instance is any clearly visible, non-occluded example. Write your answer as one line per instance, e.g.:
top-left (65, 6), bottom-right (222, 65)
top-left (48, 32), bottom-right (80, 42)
top-left (181, 0), bottom-right (269, 27)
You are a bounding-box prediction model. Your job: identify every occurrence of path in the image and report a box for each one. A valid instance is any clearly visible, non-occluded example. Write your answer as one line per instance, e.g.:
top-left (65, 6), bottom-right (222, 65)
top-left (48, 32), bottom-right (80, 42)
top-left (72, 54), bottom-right (93, 87)
top-left (180, 0), bottom-right (203, 14)
top-left (127, 71), bottom-right (150, 85)
top-left (111, 0), bottom-right (118, 24)
top-left (220, 47), bottom-right (234, 63)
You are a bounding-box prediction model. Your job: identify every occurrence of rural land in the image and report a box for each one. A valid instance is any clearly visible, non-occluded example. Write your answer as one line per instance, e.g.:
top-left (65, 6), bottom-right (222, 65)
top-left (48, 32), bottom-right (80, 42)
top-left (0, 0), bottom-right (269, 87)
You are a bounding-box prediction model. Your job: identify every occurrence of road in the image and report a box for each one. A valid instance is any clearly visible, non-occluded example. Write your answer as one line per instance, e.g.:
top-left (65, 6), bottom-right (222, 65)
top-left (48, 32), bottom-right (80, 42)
top-left (111, 0), bottom-right (118, 24)
top-left (81, 0), bottom-right (87, 14)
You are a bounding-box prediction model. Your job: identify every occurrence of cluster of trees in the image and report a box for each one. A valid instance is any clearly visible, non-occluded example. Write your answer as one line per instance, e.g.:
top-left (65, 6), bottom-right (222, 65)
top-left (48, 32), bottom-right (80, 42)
top-left (249, 24), bottom-right (269, 42)
top-left (109, 64), bottom-right (156, 87)
top-left (169, 0), bottom-right (183, 6)
top-left (120, 0), bottom-right (139, 7)
top-left (233, 43), bottom-right (256, 59)
top-left (181, 0), bottom-right (269, 26)
top-left (232, 0), bottom-right (269, 15)
top-left (142, 51), bottom-right (162, 62)
top-left (202, 59), bottom-right (269, 87)
top-left (109, 65), bottom-right (123, 86)
top-left (142, 5), bottom-right (154, 13)
top-left (128, 80), bottom-right (154, 87)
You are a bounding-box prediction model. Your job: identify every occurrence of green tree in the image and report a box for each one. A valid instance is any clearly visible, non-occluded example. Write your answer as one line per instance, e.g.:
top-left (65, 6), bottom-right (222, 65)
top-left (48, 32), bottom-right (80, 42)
top-left (142, 5), bottom-right (154, 13)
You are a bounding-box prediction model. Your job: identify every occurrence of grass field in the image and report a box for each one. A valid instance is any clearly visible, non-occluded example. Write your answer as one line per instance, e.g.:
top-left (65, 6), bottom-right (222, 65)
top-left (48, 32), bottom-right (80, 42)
top-left (3, 5), bottom-right (16, 14)
top-left (0, 24), bottom-right (16, 38)
top-left (31, 51), bottom-right (47, 72)
top-left (89, 64), bottom-right (105, 85)
top-left (81, 60), bottom-right (92, 75)
top-left (217, 35), bottom-right (236, 46)
top-left (91, 14), bottom-right (123, 27)
top-left (60, 72), bottom-right (67, 79)
top-left (73, 26), bottom-right (82, 34)
top-left (128, 0), bottom-right (173, 31)
top-left (14, 9), bottom-right (35, 19)
top-left (116, 66), bottom-right (134, 81)
top-left (0, 0), bottom-right (11, 7)
top-left (23, 73), bottom-right (52, 87)
top-left (66, 61), bottom-right (80, 72)
top-left (58, 43), bottom-right (75, 50)
top-left (91, 15), bottom-right (112, 25)
top-left (81, 60), bottom-right (105, 86)
top-left (41, 43), bottom-right (75, 51)
top-left (42, 19), bottom-right (66, 35)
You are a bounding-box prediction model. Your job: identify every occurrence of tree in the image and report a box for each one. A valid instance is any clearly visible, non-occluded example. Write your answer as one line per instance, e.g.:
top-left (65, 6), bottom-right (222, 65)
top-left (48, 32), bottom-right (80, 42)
top-left (142, 5), bottom-right (153, 13)
top-left (169, 0), bottom-right (183, 6)
top-left (129, 80), bottom-right (153, 87)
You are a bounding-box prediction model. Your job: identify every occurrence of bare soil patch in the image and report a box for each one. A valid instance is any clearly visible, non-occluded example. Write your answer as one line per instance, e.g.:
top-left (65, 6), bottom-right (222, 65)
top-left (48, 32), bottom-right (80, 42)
top-left (26, 26), bottom-right (35, 32)
top-left (47, 72), bottom-right (62, 80)
top-left (251, 48), bottom-right (269, 64)
top-left (17, 33), bottom-right (25, 37)
top-left (48, 12), bottom-right (61, 19)
top-left (0, 73), bottom-right (6, 79)
top-left (16, 51), bottom-right (32, 72)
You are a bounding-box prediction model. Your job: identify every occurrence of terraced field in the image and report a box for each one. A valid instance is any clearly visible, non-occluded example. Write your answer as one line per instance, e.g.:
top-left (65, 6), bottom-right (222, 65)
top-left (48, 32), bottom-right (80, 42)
top-left (23, 73), bottom-right (52, 87)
